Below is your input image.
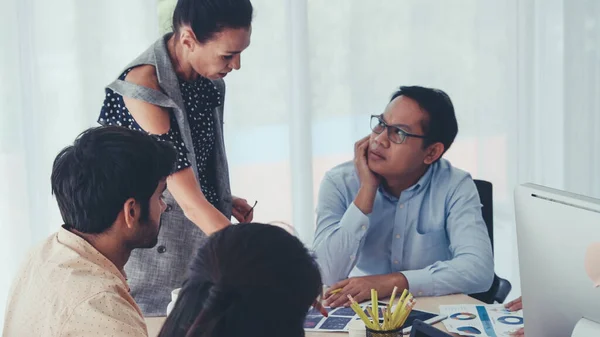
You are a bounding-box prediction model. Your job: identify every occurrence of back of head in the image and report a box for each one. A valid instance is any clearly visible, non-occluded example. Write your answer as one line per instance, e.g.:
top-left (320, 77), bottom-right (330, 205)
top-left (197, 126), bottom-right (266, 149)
top-left (51, 126), bottom-right (176, 234)
top-left (172, 0), bottom-right (253, 43)
top-left (159, 223), bottom-right (322, 337)
top-left (390, 86), bottom-right (458, 154)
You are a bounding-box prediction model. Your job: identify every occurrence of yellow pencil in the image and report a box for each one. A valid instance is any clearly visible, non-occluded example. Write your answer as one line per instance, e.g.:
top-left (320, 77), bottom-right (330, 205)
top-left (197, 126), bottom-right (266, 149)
top-left (391, 304), bottom-right (403, 327)
top-left (397, 289), bottom-right (408, 308)
top-left (352, 303), bottom-right (375, 329)
top-left (367, 306), bottom-right (380, 330)
top-left (371, 289), bottom-right (379, 325)
top-left (329, 288), bottom-right (342, 295)
top-left (397, 299), bottom-right (416, 327)
top-left (347, 295), bottom-right (377, 330)
top-left (391, 294), bottom-right (411, 327)
top-left (387, 306), bottom-right (393, 330)
top-left (388, 286), bottom-right (398, 309)
top-left (387, 286), bottom-right (398, 324)
top-left (400, 298), bottom-right (416, 327)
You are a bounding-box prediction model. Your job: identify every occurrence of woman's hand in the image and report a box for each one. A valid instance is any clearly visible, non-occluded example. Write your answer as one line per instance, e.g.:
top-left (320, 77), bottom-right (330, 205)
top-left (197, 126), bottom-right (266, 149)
top-left (505, 297), bottom-right (524, 336)
top-left (505, 296), bottom-right (523, 311)
top-left (232, 196), bottom-right (255, 223)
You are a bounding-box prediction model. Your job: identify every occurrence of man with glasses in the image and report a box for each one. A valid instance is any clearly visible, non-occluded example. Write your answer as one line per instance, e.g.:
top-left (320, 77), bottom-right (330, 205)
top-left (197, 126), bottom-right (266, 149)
top-left (314, 86), bottom-right (494, 307)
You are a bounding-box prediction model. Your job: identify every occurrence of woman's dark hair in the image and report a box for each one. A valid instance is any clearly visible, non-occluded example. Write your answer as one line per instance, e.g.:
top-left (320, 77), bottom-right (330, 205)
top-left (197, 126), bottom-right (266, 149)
top-left (172, 0), bottom-right (253, 43)
top-left (51, 126), bottom-right (176, 234)
top-left (158, 223), bottom-right (322, 337)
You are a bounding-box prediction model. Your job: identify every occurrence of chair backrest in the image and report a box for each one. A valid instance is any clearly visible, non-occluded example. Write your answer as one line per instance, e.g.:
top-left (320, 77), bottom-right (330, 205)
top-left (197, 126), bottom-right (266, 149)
top-left (474, 180), bottom-right (494, 252)
top-left (470, 179), bottom-right (512, 304)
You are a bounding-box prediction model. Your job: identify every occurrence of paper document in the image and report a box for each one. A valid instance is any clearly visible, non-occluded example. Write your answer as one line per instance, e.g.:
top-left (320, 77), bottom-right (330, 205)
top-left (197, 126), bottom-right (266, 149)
top-left (439, 304), bottom-right (524, 337)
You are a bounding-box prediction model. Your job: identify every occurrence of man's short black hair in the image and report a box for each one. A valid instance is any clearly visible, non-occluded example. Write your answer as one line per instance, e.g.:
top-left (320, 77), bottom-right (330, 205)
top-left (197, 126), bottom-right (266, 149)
top-left (51, 126), bottom-right (176, 234)
top-left (390, 86), bottom-right (458, 153)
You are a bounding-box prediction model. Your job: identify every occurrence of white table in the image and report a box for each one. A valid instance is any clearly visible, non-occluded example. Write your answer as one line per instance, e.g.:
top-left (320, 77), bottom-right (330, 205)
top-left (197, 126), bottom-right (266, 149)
top-left (145, 294), bottom-right (482, 337)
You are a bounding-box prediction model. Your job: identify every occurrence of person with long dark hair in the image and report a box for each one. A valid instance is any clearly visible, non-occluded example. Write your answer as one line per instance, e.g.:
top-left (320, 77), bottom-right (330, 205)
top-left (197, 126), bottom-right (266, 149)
top-left (158, 223), bottom-right (322, 337)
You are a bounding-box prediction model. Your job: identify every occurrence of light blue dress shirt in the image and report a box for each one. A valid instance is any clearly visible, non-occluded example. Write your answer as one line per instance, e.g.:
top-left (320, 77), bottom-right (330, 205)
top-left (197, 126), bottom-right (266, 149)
top-left (313, 159), bottom-right (494, 297)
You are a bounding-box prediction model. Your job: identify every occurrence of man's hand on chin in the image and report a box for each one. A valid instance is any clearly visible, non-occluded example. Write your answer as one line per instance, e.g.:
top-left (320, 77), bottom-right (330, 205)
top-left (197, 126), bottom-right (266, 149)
top-left (323, 273), bottom-right (409, 308)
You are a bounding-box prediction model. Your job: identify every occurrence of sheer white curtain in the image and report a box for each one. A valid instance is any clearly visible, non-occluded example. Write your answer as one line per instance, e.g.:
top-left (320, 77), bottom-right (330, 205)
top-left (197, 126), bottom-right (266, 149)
top-left (2, 0), bottom-right (600, 329)
top-left (0, 0), bottom-right (158, 327)
top-left (514, 0), bottom-right (600, 297)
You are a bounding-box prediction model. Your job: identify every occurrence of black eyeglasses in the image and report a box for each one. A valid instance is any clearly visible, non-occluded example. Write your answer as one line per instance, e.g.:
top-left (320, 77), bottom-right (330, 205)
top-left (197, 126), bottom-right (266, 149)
top-left (370, 115), bottom-right (427, 144)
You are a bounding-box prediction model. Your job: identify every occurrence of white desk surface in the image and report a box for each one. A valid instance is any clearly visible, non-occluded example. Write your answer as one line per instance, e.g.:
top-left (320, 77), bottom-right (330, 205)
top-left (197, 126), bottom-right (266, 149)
top-left (145, 293), bottom-right (482, 337)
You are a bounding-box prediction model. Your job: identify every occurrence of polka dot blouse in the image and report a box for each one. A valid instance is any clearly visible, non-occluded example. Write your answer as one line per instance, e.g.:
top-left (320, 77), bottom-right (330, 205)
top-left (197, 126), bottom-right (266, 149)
top-left (98, 68), bottom-right (221, 206)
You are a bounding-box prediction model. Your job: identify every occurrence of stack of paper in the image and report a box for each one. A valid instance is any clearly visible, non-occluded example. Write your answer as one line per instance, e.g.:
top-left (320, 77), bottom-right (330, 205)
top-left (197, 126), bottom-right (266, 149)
top-left (439, 304), bottom-right (524, 337)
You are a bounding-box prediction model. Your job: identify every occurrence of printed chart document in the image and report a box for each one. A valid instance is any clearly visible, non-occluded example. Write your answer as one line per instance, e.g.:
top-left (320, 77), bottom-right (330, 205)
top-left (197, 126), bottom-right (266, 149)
top-left (439, 304), bottom-right (524, 337)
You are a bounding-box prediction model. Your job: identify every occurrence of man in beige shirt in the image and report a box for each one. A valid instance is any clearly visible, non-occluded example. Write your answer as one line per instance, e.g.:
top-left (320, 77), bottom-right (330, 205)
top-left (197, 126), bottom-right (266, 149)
top-left (3, 126), bottom-right (176, 337)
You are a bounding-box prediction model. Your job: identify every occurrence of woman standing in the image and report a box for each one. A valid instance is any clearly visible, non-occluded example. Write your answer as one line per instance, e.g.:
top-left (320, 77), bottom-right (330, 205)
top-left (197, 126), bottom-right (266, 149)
top-left (98, 0), bottom-right (254, 315)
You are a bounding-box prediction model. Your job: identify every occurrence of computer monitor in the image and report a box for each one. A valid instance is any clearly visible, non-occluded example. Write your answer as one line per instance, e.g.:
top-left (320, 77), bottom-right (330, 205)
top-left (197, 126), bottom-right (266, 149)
top-left (515, 183), bottom-right (600, 337)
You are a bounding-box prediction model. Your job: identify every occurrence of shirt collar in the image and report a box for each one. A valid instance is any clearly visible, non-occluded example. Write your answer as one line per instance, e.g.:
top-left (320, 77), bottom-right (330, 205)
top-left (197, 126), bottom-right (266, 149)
top-left (57, 226), bottom-right (130, 291)
top-left (378, 163), bottom-right (436, 202)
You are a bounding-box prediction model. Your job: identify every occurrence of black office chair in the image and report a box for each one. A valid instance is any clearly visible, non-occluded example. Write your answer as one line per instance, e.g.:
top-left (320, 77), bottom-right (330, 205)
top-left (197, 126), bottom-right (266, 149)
top-left (469, 179), bottom-right (512, 304)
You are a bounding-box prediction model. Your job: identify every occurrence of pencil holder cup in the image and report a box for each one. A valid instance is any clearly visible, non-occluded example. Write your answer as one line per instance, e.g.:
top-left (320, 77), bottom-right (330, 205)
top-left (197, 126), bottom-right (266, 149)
top-left (365, 327), bottom-right (402, 337)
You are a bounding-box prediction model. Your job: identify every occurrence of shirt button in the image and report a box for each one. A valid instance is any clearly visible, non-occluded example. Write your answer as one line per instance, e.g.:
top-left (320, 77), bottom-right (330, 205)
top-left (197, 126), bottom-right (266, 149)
top-left (394, 260), bottom-right (399, 265)
top-left (165, 204), bottom-right (173, 212)
top-left (399, 204), bottom-right (404, 209)
top-left (396, 234), bottom-right (401, 239)
top-left (361, 225), bottom-right (367, 230)
top-left (157, 245), bottom-right (167, 254)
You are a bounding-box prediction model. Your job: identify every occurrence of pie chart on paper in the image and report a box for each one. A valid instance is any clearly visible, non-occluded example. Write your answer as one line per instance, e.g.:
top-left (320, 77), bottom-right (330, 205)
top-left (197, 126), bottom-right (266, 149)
top-left (450, 312), bottom-right (477, 320)
top-left (457, 326), bottom-right (482, 334)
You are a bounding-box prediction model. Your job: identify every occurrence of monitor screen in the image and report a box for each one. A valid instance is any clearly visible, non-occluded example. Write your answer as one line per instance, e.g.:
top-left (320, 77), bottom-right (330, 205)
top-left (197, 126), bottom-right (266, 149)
top-left (515, 183), bottom-right (600, 336)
